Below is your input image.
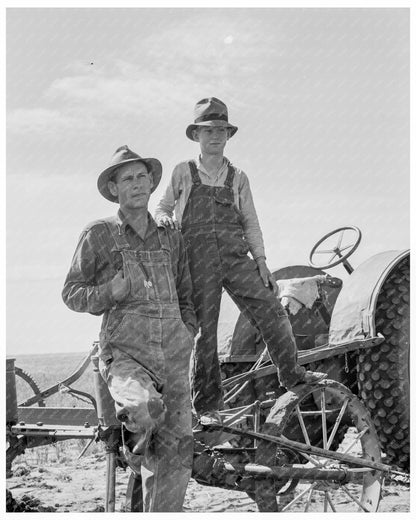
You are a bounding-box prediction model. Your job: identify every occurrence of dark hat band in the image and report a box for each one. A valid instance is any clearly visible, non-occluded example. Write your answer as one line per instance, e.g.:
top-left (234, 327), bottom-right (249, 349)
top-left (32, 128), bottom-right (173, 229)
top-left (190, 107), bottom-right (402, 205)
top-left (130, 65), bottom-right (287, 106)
top-left (195, 112), bottom-right (228, 124)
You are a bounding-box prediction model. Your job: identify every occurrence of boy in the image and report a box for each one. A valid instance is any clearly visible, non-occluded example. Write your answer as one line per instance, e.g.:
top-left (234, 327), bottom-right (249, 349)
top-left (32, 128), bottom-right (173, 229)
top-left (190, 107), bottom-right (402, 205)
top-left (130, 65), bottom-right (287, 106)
top-left (155, 98), bottom-right (326, 425)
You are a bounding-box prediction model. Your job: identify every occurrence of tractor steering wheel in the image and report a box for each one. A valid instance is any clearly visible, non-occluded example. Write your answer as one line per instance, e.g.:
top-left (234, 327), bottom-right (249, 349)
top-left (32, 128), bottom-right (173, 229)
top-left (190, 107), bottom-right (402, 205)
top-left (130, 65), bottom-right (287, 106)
top-left (309, 226), bottom-right (362, 273)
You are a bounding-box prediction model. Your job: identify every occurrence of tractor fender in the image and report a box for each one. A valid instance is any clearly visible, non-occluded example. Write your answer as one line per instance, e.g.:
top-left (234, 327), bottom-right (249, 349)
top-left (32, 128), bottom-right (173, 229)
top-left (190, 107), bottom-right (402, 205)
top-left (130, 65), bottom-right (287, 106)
top-left (329, 249), bottom-right (409, 345)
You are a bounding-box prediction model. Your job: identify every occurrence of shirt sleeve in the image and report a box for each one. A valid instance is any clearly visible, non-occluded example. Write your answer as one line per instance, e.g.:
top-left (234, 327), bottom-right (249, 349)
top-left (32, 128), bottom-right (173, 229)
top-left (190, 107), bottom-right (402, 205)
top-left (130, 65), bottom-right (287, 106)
top-left (154, 164), bottom-right (183, 221)
top-left (238, 171), bottom-right (266, 260)
top-left (173, 231), bottom-right (198, 335)
top-left (62, 226), bottom-right (116, 315)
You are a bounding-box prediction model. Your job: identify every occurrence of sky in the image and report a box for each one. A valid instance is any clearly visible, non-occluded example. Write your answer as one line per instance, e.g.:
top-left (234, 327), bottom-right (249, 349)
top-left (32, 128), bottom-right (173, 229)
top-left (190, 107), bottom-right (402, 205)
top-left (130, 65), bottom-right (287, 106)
top-left (6, 6), bottom-right (410, 356)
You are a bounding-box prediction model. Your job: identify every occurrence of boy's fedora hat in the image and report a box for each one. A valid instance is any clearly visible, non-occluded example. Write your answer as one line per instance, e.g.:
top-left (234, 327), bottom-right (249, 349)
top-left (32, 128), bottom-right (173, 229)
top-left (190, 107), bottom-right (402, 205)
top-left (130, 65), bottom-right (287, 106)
top-left (186, 97), bottom-right (238, 141)
top-left (97, 145), bottom-right (162, 202)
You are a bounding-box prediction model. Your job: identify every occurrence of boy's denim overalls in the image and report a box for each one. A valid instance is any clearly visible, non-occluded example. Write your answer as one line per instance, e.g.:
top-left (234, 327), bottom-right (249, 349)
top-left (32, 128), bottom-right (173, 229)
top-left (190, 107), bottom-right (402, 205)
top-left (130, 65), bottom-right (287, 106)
top-left (182, 161), bottom-right (306, 414)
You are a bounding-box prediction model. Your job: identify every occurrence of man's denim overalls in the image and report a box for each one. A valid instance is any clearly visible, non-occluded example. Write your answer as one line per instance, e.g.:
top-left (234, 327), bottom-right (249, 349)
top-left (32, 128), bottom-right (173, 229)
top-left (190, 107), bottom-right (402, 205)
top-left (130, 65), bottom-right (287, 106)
top-left (98, 218), bottom-right (194, 512)
top-left (182, 161), bottom-right (305, 414)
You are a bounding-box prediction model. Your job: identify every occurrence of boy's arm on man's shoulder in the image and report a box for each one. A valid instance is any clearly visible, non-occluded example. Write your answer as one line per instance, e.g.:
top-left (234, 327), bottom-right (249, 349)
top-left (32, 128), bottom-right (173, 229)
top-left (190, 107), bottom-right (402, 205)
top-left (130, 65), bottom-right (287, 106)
top-left (154, 163), bottom-right (186, 220)
top-left (237, 170), bottom-right (266, 260)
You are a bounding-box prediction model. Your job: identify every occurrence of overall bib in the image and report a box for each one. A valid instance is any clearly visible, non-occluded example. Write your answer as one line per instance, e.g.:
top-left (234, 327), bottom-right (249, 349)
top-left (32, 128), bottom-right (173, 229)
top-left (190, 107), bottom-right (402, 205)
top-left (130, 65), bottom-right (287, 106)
top-left (98, 219), bottom-right (194, 512)
top-left (182, 161), bottom-right (305, 414)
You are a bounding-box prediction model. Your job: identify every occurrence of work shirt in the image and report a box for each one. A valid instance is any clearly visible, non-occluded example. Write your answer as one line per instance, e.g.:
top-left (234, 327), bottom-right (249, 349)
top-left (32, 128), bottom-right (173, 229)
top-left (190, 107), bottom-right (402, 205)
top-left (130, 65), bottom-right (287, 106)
top-left (155, 156), bottom-right (266, 260)
top-left (62, 210), bottom-right (197, 334)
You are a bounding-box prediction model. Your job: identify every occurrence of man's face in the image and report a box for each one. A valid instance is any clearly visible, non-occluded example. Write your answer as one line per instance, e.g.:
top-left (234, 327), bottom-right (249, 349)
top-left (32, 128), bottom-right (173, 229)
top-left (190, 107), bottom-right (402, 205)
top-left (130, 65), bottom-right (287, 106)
top-left (108, 161), bottom-right (153, 211)
top-left (193, 125), bottom-right (229, 155)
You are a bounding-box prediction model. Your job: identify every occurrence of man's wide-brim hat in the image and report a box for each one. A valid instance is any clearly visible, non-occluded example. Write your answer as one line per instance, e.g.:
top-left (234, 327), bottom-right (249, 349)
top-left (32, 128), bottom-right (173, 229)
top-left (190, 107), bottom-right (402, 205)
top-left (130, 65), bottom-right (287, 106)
top-left (97, 145), bottom-right (162, 203)
top-left (186, 97), bottom-right (238, 141)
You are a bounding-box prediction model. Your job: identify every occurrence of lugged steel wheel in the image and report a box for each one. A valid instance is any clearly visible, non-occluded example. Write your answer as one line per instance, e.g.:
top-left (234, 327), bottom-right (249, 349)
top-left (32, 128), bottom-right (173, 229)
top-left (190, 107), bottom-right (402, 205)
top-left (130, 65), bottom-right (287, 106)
top-left (255, 380), bottom-right (383, 512)
top-left (357, 255), bottom-right (410, 471)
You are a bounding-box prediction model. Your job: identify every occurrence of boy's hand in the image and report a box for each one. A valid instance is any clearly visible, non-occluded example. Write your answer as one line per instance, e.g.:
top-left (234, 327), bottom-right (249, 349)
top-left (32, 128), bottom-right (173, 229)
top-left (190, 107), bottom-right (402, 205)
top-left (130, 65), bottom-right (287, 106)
top-left (111, 270), bottom-right (130, 302)
top-left (157, 216), bottom-right (181, 230)
top-left (256, 257), bottom-right (278, 294)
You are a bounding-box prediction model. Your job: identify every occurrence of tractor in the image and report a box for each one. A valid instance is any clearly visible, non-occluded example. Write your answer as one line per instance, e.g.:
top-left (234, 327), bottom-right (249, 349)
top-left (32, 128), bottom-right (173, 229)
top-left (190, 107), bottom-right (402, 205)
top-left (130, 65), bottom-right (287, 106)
top-left (6, 226), bottom-right (410, 512)
top-left (220, 226), bottom-right (410, 472)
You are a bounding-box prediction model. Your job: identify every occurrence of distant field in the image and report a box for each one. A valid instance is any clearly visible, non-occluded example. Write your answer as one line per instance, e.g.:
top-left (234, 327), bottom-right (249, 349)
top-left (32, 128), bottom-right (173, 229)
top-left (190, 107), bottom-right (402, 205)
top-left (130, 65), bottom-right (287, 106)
top-left (11, 351), bottom-right (96, 408)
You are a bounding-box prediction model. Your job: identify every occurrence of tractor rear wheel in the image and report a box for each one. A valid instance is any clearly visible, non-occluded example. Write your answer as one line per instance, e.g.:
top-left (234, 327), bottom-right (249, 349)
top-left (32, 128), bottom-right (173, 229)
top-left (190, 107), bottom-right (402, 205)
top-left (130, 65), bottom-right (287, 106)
top-left (357, 256), bottom-right (410, 471)
top-left (254, 381), bottom-right (383, 512)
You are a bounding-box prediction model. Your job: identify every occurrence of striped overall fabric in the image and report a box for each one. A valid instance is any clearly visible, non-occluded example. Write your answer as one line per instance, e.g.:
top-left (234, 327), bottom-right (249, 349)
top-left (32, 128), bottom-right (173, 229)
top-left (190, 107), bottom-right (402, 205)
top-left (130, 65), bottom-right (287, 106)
top-left (99, 221), bottom-right (194, 512)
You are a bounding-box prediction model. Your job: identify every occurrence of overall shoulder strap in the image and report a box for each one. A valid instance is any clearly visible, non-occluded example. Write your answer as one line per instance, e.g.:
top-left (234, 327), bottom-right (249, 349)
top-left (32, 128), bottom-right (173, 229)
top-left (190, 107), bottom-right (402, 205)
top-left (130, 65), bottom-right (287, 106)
top-left (188, 160), bottom-right (202, 185)
top-left (156, 226), bottom-right (172, 252)
top-left (103, 216), bottom-right (130, 250)
top-left (224, 164), bottom-right (235, 189)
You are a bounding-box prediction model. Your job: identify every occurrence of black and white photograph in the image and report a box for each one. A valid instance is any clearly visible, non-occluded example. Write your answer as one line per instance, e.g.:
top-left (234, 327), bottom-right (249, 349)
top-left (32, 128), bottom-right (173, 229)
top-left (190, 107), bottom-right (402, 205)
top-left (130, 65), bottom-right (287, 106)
top-left (5, 4), bottom-right (412, 514)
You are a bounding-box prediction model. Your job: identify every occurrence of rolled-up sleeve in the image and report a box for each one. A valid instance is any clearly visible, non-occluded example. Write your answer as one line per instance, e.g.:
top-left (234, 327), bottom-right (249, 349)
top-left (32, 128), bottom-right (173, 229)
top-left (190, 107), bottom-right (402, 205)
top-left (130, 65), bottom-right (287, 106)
top-left (154, 165), bottom-right (182, 221)
top-left (238, 172), bottom-right (266, 260)
top-left (62, 227), bottom-right (115, 315)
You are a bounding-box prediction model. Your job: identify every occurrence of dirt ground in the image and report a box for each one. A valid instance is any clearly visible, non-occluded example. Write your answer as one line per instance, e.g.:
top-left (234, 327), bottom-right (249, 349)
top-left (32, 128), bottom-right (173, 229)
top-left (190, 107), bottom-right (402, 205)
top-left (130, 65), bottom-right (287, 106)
top-left (6, 446), bottom-right (410, 514)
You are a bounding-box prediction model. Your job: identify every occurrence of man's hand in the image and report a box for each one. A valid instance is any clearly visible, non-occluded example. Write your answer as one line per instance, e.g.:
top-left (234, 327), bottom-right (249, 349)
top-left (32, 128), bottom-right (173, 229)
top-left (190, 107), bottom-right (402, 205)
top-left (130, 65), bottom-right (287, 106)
top-left (111, 270), bottom-right (130, 302)
top-left (255, 257), bottom-right (278, 294)
top-left (157, 216), bottom-right (181, 230)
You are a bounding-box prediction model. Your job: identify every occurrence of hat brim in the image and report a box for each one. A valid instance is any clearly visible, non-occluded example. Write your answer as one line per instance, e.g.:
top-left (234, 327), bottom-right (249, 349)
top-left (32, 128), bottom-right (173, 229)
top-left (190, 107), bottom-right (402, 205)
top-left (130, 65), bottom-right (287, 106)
top-left (186, 120), bottom-right (238, 141)
top-left (97, 157), bottom-right (162, 203)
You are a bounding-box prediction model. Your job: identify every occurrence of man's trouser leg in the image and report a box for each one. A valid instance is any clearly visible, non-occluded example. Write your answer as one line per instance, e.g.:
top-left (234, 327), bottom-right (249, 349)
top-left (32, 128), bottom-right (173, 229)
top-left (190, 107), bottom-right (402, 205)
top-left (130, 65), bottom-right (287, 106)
top-left (224, 254), bottom-right (306, 388)
top-left (99, 349), bottom-right (165, 445)
top-left (186, 235), bottom-right (224, 414)
top-left (99, 318), bottom-right (193, 511)
top-left (140, 317), bottom-right (194, 512)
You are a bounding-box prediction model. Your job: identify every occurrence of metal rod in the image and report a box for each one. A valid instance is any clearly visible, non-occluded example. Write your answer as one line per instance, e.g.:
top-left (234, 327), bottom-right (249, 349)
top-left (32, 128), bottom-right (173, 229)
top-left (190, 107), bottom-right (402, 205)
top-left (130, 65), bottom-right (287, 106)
top-left (223, 403), bottom-right (254, 426)
top-left (10, 430), bottom-right (96, 439)
top-left (293, 408), bottom-right (341, 416)
top-left (342, 427), bottom-right (368, 455)
top-left (221, 403), bottom-right (256, 414)
top-left (326, 492), bottom-right (337, 512)
top-left (224, 381), bottom-right (250, 404)
top-left (336, 230), bottom-right (345, 249)
top-left (304, 485), bottom-right (315, 512)
top-left (224, 382), bottom-right (242, 401)
top-left (293, 407), bottom-right (323, 467)
top-left (342, 259), bottom-right (354, 275)
top-left (340, 485), bottom-right (370, 512)
top-left (77, 438), bottom-right (95, 459)
top-left (296, 405), bottom-right (311, 446)
top-left (281, 483), bottom-right (317, 512)
top-left (326, 398), bottom-right (349, 450)
top-left (213, 424), bottom-right (392, 473)
top-left (20, 343), bottom-right (98, 407)
top-left (320, 389), bottom-right (328, 450)
top-left (222, 462), bottom-right (350, 482)
top-left (253, 400), bottom-right (261, 448)
top-left (105, 451), bottom-right (116, 512)
top-left (296, 451), bottom-right (324, 467)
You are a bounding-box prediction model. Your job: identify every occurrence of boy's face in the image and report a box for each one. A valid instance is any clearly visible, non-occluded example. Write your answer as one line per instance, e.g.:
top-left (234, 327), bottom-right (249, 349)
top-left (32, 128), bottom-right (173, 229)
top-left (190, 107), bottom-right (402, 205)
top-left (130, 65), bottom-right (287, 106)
top-left (193, 125), bottom-right (229, 155)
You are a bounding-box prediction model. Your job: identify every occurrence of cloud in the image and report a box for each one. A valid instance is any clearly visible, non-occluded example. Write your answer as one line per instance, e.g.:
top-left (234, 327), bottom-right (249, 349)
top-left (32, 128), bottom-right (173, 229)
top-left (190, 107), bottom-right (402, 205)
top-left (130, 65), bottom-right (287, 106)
top-left (7, 62), bottom-right (232, 138)
top-left (7, 107), bottom-right (96, 136)
top-left (7, 12), bottom-right (287, 138)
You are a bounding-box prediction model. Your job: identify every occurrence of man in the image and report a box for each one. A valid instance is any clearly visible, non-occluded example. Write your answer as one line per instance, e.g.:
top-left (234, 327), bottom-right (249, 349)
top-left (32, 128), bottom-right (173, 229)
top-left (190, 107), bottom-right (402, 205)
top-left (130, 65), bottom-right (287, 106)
top-left (155, 97), bottom-right (326, 425)
top-left (62, 145), bottom-right (197, 512)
